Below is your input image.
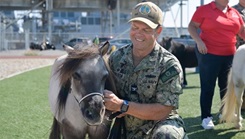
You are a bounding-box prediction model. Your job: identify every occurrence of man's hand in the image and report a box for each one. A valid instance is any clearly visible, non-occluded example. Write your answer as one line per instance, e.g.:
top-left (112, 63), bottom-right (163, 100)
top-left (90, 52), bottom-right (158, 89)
top-left (104, 90), bottom-right (123, 112)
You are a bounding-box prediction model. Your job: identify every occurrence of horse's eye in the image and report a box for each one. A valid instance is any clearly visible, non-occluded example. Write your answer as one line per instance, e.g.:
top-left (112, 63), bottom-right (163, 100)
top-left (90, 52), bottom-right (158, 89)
top-left (73, 72), bottom-right (81, 80)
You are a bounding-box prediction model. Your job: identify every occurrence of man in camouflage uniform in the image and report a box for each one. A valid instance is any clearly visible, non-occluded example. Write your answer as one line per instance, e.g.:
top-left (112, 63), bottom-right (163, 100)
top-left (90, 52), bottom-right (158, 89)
top-left (104, 2), bottom-right (188, 139)
top-left (233, 0), bottom-right (245, 47)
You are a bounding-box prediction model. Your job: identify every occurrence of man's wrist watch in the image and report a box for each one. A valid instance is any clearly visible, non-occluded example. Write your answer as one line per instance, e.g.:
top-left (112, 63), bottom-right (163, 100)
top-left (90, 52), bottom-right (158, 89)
top-left (120, 100), bottom-right (129, 113)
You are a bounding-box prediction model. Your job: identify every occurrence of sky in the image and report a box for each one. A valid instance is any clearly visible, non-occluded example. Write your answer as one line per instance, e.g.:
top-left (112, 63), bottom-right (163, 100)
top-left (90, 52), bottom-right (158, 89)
top-left (163, 0), bottom-right (239, 27)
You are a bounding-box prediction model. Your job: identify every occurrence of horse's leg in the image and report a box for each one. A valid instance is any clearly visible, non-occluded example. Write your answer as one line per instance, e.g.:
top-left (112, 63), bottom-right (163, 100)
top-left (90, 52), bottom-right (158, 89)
top-left (182, 66), bottom-right (187, 87)
top-left (234, 86), bottom-right (244, 130)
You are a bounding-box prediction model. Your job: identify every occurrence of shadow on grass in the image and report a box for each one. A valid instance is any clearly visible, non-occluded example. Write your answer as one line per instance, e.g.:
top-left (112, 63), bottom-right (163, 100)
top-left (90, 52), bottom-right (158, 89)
top-left (183, 86), bottom-right (200, 89)
top-left (183, 72), bottom-right (200, 89)
top-left (186, 72), bottom-right (199, 75)
top-left (184, 112), bottom-right (245, 139)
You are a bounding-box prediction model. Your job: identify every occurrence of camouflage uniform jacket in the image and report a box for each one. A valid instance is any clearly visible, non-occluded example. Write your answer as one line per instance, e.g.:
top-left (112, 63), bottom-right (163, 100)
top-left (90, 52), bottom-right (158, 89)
top-left (109, 42), bottom-right (183, 138)
top-left (233, 3), bottom-right (245, 47)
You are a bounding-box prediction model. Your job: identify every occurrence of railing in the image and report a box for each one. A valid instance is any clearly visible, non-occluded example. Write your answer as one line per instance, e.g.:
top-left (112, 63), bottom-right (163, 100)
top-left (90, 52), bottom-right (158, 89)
top-left (0, 32), bottom-right (129, 51)
top-left (0, 26), bottom-right (191, 51)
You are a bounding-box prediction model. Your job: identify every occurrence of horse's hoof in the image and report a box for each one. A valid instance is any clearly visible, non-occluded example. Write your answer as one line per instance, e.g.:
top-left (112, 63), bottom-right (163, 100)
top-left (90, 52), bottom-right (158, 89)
top-left (181, 84), bottom-right (187, 88)
top-left (235, 122), bottom-right (242, 130)
top-left (235, 125), bottom-right (242, 130)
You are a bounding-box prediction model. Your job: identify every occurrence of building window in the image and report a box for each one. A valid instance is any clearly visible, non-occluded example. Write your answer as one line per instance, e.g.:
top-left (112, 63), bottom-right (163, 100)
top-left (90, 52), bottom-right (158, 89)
top-left (60, 12), bottom-right (66, 17)
top-left (88, 17), bottom-right (94, 24)
top-left (95, 17), bottom-right (100, 25)
top-left (81, 17), bottom-right (87, 24)
top-left (67, 12), bottom-right (74, 18)
top-left (53, 12), bottom-right (59, 17)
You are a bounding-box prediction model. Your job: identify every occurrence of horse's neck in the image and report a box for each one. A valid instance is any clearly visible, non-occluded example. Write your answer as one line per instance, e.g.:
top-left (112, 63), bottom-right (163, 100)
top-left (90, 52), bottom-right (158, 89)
top-left (106, 70), bottom-right (118, 96)
top-left (63, 93), bottom-right (88, 130)
top-left (165, 40), bottom-right (172, 50)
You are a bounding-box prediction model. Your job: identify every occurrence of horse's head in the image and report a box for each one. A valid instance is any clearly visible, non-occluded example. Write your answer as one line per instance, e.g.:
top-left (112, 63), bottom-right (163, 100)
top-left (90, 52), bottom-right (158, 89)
top-left (59, 42), bottom-right (112, 125)
top-left (161, 37), bottom-right (172, 50)
top-left (161, 37), bottom-right (186, 55)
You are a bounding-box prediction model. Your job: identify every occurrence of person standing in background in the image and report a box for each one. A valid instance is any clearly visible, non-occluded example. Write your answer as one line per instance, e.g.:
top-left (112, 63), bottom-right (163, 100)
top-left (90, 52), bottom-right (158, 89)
top-left (188, 0), bottom-right (245, 130)
top-left (93, 35), bottom-right (100, 45)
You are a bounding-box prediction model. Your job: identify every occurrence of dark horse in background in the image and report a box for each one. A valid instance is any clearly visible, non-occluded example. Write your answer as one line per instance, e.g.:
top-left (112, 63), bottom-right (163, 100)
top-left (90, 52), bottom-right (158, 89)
top-left (48, 42), bottom-right (118, 139)
top-left (160, 37), bottom-right (198, 86)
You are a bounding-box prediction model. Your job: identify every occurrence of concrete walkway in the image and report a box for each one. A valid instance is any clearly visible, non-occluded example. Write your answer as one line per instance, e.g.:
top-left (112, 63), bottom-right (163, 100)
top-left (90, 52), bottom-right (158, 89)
top-left (0, 49), bottom-right (66, 80)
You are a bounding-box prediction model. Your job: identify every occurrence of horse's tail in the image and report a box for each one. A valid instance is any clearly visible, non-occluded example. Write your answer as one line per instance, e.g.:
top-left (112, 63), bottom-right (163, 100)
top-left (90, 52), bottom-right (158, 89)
top-left (49, 117), bottom-right (61, 139)
top-left (220, 69), bottom-right (237, 123)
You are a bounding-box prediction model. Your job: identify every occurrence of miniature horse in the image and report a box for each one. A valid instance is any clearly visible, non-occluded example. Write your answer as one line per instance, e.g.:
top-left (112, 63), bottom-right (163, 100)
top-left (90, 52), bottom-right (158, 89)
top-left (48, 42), bottom-right (117, 139)
top-left (220, 44), bottom-right (245, 130)
top-left (161, 37), bottom-right (198, 86)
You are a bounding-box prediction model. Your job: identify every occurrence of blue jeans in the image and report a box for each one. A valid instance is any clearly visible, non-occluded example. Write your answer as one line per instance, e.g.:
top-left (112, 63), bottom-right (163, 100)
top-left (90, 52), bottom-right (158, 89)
top-left (196, 48), bottom-right (233, 119)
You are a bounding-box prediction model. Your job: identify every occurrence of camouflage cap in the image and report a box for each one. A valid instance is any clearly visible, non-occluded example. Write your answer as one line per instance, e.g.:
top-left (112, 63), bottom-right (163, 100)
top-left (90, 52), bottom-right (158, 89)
top-left (129, 1), bottom-right (163, 29)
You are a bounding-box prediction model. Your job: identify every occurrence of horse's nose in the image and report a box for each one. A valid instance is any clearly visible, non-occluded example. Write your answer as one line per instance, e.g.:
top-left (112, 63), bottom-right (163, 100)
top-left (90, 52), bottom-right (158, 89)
top-left (84, 105), bottom-right (105, 119)
top-left (92, 95), bottom-right (104, 106)
top-left (84, 108), bottom-right (95, 119)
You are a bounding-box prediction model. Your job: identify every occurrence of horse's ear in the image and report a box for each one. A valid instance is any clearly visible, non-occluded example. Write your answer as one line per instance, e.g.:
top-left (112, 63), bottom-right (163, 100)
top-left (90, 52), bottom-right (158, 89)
top-left (99, 41), bottom-right (110, 56)
top-left (63, 44), bottom-right (74, 54)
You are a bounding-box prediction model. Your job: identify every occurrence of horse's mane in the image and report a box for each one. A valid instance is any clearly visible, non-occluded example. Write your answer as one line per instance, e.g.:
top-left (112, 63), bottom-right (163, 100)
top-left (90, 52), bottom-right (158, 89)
top-left (103, 55), bottom-right (118, 96)
top-left (59, 46), bottom-right (100, 86)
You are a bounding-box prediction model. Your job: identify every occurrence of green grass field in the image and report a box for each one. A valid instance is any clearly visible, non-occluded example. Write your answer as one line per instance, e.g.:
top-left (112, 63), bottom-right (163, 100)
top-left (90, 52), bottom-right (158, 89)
top-left (0, 67), bottom-right (244, 139)
top-left (179, 72), bottom-right (245, 139)
top-left (0, 66), bottom-right (53, 139)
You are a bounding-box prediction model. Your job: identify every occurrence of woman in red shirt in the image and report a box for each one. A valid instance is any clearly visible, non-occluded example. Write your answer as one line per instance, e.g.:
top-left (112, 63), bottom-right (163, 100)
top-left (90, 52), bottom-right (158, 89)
top-left (188, 0), bottom-right (245, 130)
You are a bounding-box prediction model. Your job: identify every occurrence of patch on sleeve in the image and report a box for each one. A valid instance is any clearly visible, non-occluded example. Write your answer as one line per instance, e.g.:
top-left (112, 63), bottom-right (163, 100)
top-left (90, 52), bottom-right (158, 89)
top-left (160, 66), bottom-right (180, 83)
